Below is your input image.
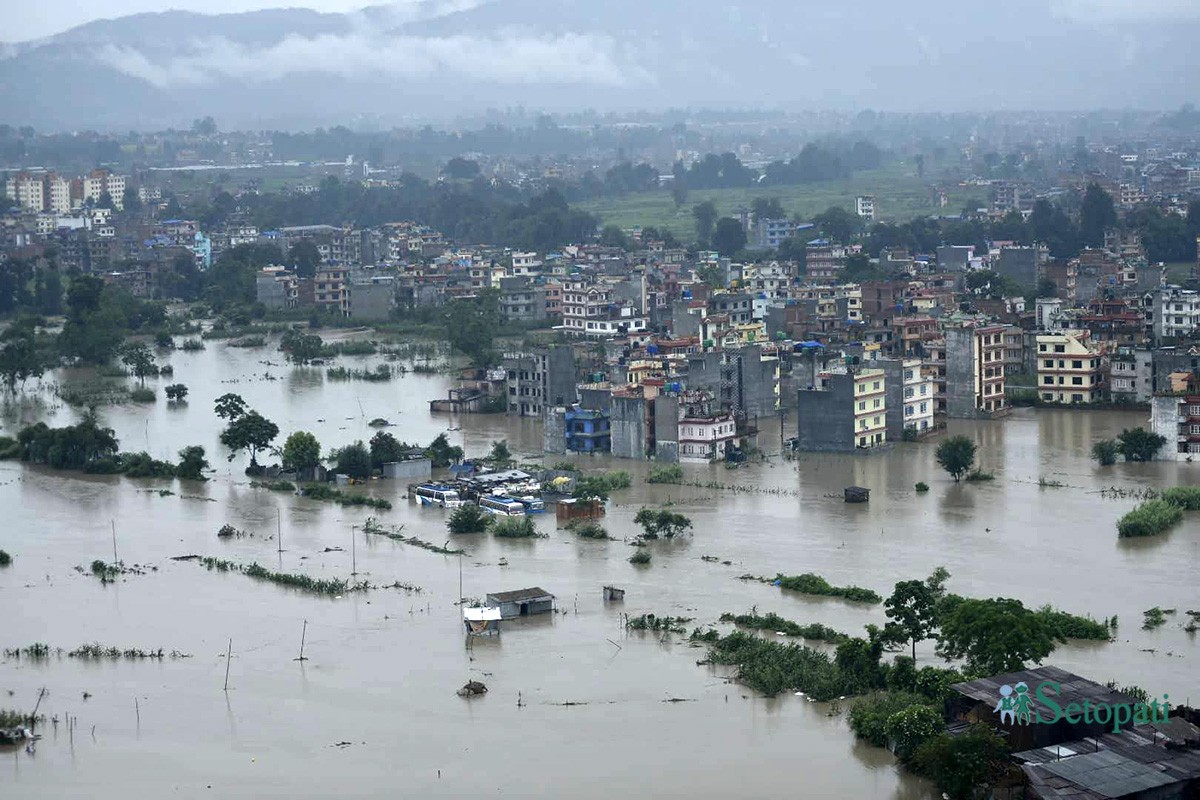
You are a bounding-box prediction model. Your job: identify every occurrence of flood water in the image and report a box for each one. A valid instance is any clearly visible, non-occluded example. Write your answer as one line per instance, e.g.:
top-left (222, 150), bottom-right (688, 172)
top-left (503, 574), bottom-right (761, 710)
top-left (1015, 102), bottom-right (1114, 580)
top-left (3, 337), bottom-right (1198, 798)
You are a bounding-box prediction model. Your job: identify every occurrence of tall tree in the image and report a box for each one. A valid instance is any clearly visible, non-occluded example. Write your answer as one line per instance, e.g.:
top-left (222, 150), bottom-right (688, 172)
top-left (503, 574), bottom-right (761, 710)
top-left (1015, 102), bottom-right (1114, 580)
top-left (692, 201), bottom-right (718, 245)
top-left (0, 317), bottom-right (47, 393)
top-left (119, 342), bottom-right (156, 386)
top-left (219, 411), bottom-right (279, 471)
top-left (711, 217), bottom-right (747, 256)
top-left (287, 240), bottom-right (321, 279)
top-left (1116, 427), bottom-right (1166, 462)
top-left (885, 580), bottom-right (939, 665)
top-left (1079, 183), bottom-right (1117, 249)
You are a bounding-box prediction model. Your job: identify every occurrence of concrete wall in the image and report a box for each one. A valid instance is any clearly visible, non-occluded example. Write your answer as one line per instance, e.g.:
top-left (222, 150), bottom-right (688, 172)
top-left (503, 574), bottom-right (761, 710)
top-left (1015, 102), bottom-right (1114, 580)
top-left (996, 247), bottom-right (1038, 290)
top-left (796, 374), bottom-right (855, 452)
top-left (579, 386), bottom-right (613, 411)
top-left (654, 395), bottom-right (680, 462)
top-left (945, 327), bottom-right (979, 419)
top-left (1150, 395), bottom-right (1183, 461)
top-left (382, 459), bottom-right (432, 480)
top-left (881, 359), bottom-right (905, 440)
top-left (610, 395), bottom-right (647, 459)
top-left (546, 345), bottom-right (578, 408)
top-left (543, 407), bottom-right (566, 454)
top-left (349, 281), bottom-right (395, 321)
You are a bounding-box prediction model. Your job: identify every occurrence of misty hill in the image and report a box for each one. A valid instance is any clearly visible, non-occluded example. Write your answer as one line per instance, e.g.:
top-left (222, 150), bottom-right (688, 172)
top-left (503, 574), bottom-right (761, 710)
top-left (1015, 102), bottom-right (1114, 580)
top-left (2, 0), bottom-right (1198, 131)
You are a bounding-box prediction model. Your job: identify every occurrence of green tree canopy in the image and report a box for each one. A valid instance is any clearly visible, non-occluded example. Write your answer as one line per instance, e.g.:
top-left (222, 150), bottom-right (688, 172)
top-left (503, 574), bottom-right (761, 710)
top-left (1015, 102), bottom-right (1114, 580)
top-left (936, 597), bottom-right (1061, 676)
top-left (445, 289), bottom-right (499, 368)
top-left (633, 508), bottom-right (693, 539)
top-left (120, 342), bottom-right (157, 386)
top-left (885, 579), bottom-right (939, 664)
top-left (219, 410), bottom-right (279, 469)
top-left (282, 431), bottom-right (322, 472)
top-left (332, 441), bottom-right (372, 480)
top-left (176, 445), bottom-right (210, 481)
top-left (692, 201), bottom-right (718, 244)
top-left (935, 436), bottom-right (977, 482)
top-left (1117, 427), bottom-right (1166, 462)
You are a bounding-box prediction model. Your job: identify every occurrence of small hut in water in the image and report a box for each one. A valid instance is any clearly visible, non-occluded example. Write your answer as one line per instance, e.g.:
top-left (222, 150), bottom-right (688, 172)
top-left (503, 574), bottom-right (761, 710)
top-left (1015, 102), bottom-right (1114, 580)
top-left (602, 585), bottom-right (625, 602)
top-left (485, 587), bottom-right (556, 619)
top-left (463, 606), bottom-right (502, 636)
top-left (844, 486), bottom-right (870, 503)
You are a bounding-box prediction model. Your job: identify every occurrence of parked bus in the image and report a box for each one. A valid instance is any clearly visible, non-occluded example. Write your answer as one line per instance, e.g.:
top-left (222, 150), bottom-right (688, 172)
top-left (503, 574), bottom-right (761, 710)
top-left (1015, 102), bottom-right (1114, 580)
top-left (412, 483), bottom-right (465, 508)
top-left (478, 495), bottom-right (527, 517)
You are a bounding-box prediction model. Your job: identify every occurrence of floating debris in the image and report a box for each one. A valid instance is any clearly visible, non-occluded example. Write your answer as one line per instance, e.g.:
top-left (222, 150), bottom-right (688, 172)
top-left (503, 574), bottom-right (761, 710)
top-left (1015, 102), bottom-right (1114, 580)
top-left (456, 681), bottom-right (488, 698)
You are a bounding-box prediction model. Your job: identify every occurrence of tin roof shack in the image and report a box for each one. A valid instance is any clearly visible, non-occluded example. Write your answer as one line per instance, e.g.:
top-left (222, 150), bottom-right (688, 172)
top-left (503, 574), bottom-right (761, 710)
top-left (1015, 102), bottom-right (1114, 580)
top-left (1017, 720), bottom-right (1200, 800)
top-left (463, 606), bottom-right (502, 636)
top-left (486, 588), bottom-right (556, 619)
top-left (949, 666), bottom-right (1143, 752)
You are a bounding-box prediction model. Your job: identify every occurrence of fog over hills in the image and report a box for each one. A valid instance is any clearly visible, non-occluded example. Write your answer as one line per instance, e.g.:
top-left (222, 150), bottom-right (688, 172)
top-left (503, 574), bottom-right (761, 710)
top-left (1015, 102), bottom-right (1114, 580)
top-left (2, 0), bottom-right (1198, 130)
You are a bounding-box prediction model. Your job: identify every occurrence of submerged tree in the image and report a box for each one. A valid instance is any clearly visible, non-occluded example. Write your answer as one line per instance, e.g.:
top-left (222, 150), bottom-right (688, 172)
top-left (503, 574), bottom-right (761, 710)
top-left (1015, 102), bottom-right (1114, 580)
top-left (885, 579), bottom-right (939, 665)
top-left (120, 342), bottom-right (157, 386)
top-left (176, 445), bottom-right (210, 481)
top-left (935, 436), bottom-right (977, 482)
top-left (219, 410), bottom-right (279, 471)
top-left (1116, 427), bottom-right (1166, 462)
top-left (633, 508), bottom-right (693, 539)
top-left (1092, 439), bottom-right (1119, 466)
top-left (936, 597), bottom-right (1060, 676)
top-left (282, 431), bottom-right (321, 473)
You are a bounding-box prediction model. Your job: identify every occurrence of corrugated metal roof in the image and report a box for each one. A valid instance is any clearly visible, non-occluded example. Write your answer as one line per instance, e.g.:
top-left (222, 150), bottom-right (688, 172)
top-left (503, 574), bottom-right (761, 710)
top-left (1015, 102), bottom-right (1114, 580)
top-left (952, 665), bottom-right (1138, 708)
top-left (487, 587), bottom-right (554, 603)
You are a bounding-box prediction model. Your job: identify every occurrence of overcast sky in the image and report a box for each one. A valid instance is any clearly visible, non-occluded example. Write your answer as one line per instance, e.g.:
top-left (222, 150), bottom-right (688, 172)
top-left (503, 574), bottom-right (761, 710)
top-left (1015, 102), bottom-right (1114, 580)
top-left (9, 1), bottom-right (369, 40)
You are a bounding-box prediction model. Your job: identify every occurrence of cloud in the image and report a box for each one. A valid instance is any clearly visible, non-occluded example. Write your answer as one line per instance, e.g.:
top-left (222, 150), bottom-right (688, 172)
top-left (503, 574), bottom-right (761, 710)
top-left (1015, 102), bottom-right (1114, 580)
top-left (1051, 0), bottom-right (1200, 22)
top-left (92, 30), bottom-right (643, 88)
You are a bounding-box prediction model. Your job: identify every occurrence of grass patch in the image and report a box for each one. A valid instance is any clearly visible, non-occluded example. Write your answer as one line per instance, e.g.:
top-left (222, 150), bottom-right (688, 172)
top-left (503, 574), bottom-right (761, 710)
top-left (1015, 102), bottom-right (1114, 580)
top-left (363, 517), bottom-right (465, 554)
top-left (719, 612), bottom-right (848, 643)
top-left (129, 387), bottom-right (156, 403)
top-left (327, 364), bottom-right (394, 382)
top-left (703, 631), bottom-right (850, 699)
top-left (774, 573), bottom-right (882, 604)
top-left (964, 470), bottom-right (994, 482)
top-left (1117, 499), bottom-right (1184, 538)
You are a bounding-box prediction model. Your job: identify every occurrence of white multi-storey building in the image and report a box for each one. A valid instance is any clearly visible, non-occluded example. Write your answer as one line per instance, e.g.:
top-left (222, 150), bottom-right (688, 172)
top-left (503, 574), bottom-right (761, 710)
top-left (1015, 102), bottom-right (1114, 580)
top-left (1149, 287), bottom-right (1200, 343)
top-left (900, 359), bottom-right (935, 434)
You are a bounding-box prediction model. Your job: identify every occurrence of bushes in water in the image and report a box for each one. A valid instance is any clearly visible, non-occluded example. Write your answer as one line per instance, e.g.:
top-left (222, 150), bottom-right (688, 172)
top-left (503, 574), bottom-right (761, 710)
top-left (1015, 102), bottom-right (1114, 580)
top-left (326, 364), bottom-right (393, 382)
top-left (16, 416), bottom-right (119, 470)
top-left (634, 508), bottom-right (693, 539)
top-left (300, 483), bottom-right (391, 509)
top-left (249, 479), bottom-right (295, 492)
top-left (0, 549), bottom-right (10, 566)
top-left (129, 387), bottom-right (156, 403)
top-left (0, 436), bottom-right (18, 460)
top-left (646, 464), bottom-right (685, 484)
top-left (180, 339), bottom-right (205, 351)
top-left (704, 631), bottom-right (851, 700)
top-left (629, 550), bottom-right (651, 565)
top-left (719, 612), bottom-right (848, 643)
top-left (118, 451), bottom-right (177, 478)
top-left (566, 520), bottom-right (609, 539)
top-left (914, 482), bottom-right (929, 493)
top-left (492, 517), bottom-right (543, 539)
top-left (573, 470), bottom-right (632, 501)
top-left (849, 691), bottom-right (935, 748)
top-left (774, 573), bottom-right (882, 604)
top-left (1162, 486), bottom-right (1200, 510)
top-left (1117, 499), bottom-right (1184, 537)
top-left (1034, 605), bottom-right (1112, 641)
top-left (626, 613), bottom-right (693, 633)
top-left (447, 504), bottom-right (491, 534)
top-left (1092, 439), bottom-right (1119, 466)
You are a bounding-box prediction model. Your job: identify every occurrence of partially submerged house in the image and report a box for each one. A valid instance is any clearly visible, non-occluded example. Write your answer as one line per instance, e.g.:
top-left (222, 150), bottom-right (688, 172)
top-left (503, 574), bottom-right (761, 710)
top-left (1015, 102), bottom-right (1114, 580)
top-left (1016, 719), bottom-right (1200, 799)
top-left (485, 588), bottom-right (556, 619)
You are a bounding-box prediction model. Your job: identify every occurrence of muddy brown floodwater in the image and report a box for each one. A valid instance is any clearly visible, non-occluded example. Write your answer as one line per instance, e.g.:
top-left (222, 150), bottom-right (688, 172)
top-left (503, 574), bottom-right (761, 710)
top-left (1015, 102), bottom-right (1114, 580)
top-left (2, 338), bottom-right (1198, 799)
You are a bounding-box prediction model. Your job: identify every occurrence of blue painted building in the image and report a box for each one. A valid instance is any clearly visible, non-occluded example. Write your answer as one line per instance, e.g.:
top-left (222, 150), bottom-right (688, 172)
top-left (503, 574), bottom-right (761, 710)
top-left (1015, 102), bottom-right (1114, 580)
top-left (565, 407), bottom-right (611, 453)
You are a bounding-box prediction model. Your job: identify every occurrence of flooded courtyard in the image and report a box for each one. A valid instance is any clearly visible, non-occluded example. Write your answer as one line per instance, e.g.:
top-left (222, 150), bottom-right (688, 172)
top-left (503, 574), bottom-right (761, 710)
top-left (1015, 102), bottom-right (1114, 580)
top-left (3, 340), bottom-right (1198, 799)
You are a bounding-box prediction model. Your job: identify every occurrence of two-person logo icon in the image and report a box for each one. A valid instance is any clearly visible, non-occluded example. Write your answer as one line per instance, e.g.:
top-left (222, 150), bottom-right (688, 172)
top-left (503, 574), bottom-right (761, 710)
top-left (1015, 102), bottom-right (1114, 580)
top-left (994, 681), bottom-right (1036, 724)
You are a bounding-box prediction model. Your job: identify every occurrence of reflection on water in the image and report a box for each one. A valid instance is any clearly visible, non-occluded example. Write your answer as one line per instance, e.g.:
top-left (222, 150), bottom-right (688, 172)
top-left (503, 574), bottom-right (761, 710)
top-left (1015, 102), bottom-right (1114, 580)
top-left (2, 341), bottom-right (1197, 799)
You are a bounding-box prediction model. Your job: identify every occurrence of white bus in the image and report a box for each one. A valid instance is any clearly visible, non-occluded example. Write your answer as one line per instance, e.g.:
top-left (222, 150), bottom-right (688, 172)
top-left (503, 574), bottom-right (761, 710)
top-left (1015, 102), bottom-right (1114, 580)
top-left (479, 495), bottom-right (527, 517)
top-left (413, 484), bottom-right (465, 508)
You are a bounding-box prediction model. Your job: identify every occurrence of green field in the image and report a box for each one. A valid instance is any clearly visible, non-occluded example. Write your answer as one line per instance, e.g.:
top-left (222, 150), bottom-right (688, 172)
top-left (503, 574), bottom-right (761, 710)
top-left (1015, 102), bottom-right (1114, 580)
top-left (577, 163), bottom-right (983, 242)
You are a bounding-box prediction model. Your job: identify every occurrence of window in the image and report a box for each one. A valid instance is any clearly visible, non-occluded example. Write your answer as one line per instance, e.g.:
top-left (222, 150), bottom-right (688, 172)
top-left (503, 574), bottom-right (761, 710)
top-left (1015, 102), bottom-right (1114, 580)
top-left (1043, 360), bottom-right (1054, 368)
top-left (1072, 377), bottom-right (1083, 386)
top-left (1072, 393), bottom-right (1084, 402)
top-left (904, 370), bottom-right (913, 380)
top-left (1054, 345), bottom-right (1065, 353)
top-left (858, 401), bottom-right (866, 411)
top-left (873, 381), bottom-right (881, 390)
top-left (1072, 360), bottom-right (1083, 369)
top-left (874, 399), bottom-right (881, 409)
top-left (1043, 376), bottom-right (1054, 385)
top-left (1043, 393), bottom-right (1054, 401)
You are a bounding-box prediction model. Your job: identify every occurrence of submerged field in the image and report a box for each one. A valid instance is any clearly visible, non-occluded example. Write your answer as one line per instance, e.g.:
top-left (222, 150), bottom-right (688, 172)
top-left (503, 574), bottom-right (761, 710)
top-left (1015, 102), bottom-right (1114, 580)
top-left (2, 337), bottom-right (1198, 799)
